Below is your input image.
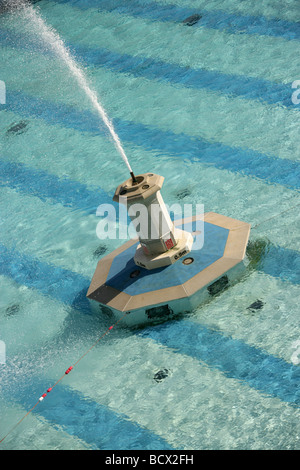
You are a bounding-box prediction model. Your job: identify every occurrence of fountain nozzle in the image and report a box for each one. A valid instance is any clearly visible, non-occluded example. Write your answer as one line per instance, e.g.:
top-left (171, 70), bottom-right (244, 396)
top-left (130, 171), bottom-right (138, 185)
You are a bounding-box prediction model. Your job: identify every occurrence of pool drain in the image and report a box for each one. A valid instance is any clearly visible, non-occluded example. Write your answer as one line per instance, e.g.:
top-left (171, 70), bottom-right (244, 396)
top-left (153, 369), bottom-right (170, 382)
top-left (183, 14), bottom-right (202, 26)
top-left (6, 120), bottom-right (29, 136)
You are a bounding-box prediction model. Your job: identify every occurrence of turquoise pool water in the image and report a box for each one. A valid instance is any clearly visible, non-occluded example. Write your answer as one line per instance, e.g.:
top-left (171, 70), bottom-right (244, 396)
top-left (0, 0), bottom-right (299, 450)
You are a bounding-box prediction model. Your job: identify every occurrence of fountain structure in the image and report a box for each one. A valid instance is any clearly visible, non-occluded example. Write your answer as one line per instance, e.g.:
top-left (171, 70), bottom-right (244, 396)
top-left (87, 172), bottom-right (251, 324)
top-left (18, 0), bottom-right (251, 325)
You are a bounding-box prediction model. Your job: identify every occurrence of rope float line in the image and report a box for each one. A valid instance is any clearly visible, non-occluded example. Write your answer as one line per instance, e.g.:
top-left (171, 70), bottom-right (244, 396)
top-left (251, 202), bottom-right (300, 230)
top-left (0, 311), bottom-right (129, 445)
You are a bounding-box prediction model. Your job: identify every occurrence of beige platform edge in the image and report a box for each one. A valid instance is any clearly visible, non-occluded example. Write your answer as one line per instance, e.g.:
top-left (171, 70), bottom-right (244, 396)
top-left (87, 212), bottom-right (251, 312)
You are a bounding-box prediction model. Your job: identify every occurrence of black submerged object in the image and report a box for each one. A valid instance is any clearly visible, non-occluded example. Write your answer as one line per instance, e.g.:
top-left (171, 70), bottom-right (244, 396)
top-left (247, 300), bottom-right (265, 312)
top-left (93, 244), bottom-right (108, 258)
top-left (176, 188), bottom-right (192, 200)
top-left (183, 14), bottom-right (202, 26)
top-left (5, 304), bottom-right (20, 316)
top-left (153, 369), bottom-right (170, 382)
top-left (6, 121), bottom-right (28, 135)
top-left (207, 275), bottom-right (229, 296)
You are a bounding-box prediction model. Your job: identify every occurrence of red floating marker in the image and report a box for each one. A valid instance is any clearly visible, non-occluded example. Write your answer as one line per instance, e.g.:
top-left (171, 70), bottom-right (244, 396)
top-left (109, 326), bottom-right (113, 330)
top-left (65, 366), bottom-right (73, 375)
top-left (47, 387), bottom-right (52, 393)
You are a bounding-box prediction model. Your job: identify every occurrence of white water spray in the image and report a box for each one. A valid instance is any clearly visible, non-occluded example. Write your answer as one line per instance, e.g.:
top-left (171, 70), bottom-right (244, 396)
top-left (12, 0), bottom-right (133, 174)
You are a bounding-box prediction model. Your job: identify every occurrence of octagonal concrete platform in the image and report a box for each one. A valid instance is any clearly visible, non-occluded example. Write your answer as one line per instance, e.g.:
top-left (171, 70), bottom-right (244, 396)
top-left (87, 212), bottom-right (250, 325)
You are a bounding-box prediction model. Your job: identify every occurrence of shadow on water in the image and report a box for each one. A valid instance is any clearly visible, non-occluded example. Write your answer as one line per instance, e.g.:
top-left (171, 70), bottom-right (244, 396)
top-left (246, 237), bottom-right (271, 271)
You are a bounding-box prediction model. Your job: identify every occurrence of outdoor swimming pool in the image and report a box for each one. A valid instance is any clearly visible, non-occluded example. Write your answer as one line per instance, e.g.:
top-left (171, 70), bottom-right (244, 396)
top-left (0, 0), bottom-right (299, 450)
